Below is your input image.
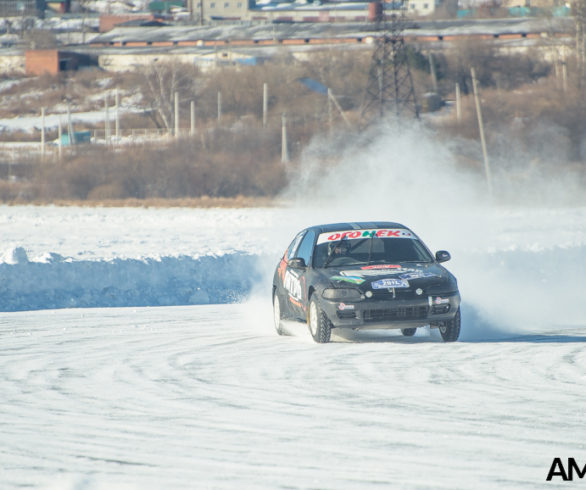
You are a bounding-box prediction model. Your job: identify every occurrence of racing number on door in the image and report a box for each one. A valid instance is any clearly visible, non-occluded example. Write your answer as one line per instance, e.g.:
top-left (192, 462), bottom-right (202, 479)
top-left (284, 230), bottom-right (316, 316)
top-left (278, 232), bottom-right (304, 315)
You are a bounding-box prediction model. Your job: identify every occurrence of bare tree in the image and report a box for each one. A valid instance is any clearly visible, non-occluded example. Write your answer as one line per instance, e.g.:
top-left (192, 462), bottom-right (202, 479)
top-left (22, 28), bottom-right (59, 49)
top-left (138, 60), bottom-right (200, 131)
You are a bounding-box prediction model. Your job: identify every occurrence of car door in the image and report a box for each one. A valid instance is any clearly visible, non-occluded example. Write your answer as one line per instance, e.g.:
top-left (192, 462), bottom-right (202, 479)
top-left (284, 230), bottom-right (316, 320)
top-left (277, 231), bottom-right (305, 317)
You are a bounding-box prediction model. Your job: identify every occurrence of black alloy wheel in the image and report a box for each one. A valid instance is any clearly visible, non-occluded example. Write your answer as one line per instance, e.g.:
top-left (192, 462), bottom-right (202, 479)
top-left (439, 306), bottom-right (461, 342)
top-left (308, 295), bottom-right (332, 343)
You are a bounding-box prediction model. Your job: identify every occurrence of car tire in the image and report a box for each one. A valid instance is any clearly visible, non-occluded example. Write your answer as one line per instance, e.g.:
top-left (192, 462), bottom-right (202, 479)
top-left (308, 295), bottom-right (332, 344)
top-left (401, 328), bottom-right (417, 337)
top-left (439, 306), bottom-right (461, 342)
top-left (273, 290), bottom-right (286, 336)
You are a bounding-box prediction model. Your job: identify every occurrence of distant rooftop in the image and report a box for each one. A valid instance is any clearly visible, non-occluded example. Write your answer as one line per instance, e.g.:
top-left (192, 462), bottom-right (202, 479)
top-left (90, 17), bottom-right (574, 45)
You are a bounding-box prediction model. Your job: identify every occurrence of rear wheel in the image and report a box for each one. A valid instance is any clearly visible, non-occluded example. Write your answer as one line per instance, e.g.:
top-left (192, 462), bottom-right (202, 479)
top-left (401, 328), bottom-right (417, 337)
top-left (440, 306), bottom-right (461, 342)
top-left (273, 290), bottom-right (286, 336)
top-left (308, 296), bottom-right (332, 344)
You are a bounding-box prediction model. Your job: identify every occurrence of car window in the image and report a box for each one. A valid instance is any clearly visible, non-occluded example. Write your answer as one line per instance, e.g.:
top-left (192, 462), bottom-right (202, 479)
top-left (286, 232), bottom-right (305, 262)
top-left (313, 229), bottom-right (433, 268)
top-left (295, 230), bottom-right (315, 265)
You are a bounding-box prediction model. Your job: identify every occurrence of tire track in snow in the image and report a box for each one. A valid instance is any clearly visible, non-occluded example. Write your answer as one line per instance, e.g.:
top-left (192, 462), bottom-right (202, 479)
top-left (1, 305), bottom-right (586, 489)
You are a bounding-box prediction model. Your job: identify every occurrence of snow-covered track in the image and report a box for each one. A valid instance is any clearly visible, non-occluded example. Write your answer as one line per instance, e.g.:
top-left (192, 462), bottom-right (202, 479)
top-left (1, 304), bottom-right (586, 489)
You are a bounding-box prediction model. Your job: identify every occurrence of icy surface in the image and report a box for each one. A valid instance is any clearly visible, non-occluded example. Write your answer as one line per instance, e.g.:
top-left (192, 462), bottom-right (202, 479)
top-left (0, 202), bottom-right (585, 488)
top-left (0, 206), bottom-right (286, 260)
top-left (2, 303), bottom-right (586, 489)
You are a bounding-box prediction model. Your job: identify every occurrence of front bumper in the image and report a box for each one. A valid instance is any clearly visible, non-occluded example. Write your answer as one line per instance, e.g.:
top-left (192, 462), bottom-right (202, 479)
top-left (321, 291), bottom-right (461, 330)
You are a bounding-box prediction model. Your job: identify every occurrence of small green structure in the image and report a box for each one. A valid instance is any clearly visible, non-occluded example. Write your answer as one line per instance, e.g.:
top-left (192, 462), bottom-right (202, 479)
top-left (61, 131), bottom-right (91, 146)
top-left (148, 1), bottom-right (183, 12)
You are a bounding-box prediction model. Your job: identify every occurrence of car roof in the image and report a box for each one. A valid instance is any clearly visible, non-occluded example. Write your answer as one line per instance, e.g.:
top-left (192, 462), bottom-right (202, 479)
top-left (311, 222), bottom-right (408, 234)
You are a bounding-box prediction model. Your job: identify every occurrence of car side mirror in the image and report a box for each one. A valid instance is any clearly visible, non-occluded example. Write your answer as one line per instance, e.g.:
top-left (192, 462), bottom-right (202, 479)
top-left (435, 250), bottom-right (451, 263)
top-left (289, 258), bottom-right (307, 269)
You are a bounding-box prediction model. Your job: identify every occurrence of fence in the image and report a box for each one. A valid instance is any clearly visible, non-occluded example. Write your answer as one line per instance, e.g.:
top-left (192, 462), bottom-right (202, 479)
top-left (0, 79), bottom-right (358, 166)
top-left (0, 122), bottom-right (283, 164)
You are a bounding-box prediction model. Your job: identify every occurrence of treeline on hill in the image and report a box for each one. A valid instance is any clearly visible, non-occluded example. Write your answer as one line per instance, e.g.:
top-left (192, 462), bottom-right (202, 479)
top-left (2, 39), bottom-right (586, 203)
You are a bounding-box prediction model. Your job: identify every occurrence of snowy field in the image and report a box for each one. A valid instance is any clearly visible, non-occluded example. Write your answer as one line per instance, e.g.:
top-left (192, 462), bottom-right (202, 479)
top-left (2, 304), bottom-right (586, 489)
top-left (2, 128), bottom-right (586, 488)
top-left (1, 203), bottom-right (585, 489)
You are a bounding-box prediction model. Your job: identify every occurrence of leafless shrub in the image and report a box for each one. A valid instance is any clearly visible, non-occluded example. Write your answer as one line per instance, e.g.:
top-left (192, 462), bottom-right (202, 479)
top-left (186, 49), bottom-right (370, 127)
top-left (23, 125), bottom-right (296, 202)
top-left (434, 40), bottom-right (551, 95)
top-left (22, 29), bottom-right (60, 50)
top-left (436, 75), bottom-right (586, 172)
top-left (137, 60), bottom-right (200, 130)
top-left (476, 0), bottom-right (509, 18)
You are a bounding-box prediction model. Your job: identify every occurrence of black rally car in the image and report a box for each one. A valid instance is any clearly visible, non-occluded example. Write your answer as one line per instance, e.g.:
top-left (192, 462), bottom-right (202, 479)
top-left (272, 222), bottom-right (461, 343)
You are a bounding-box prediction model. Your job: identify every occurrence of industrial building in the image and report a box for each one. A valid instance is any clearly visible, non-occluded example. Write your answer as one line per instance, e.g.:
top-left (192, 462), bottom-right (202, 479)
top-left (25, 49), bottom-right (94, 75)
top-left (89, 17), bottom-right (573, 50)
top-left (0, 0), bottom-right (46, 16)
top-left (0, 16), bottom-right (574, 76)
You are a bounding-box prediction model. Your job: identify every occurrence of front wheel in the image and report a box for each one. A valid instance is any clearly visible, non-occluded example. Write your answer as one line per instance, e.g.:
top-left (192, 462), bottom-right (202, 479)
top-left (440, 306), bottom-right (461, 342)
top-left (401, 328), bottom-right (416, 337)
top-left (308, 296), bottom-right (332, 344)
top-left (273, 290), bottom-right (286, 336)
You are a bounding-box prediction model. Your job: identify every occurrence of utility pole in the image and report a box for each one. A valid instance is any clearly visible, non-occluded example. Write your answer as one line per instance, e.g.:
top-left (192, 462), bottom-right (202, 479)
top-left (562, 45), bottom-right (568, 93)
top-left (281, 113), bottom-right (289, 163)
top-left (455, 83), bottom-right (461, 123)
top-left (115, 87), bottom-right (120, 141)
top-left (429, 52), bottom-right (438, 92)
top-left (191, 100), bottom-right (196, 136)
top-left (328, 87), bottom-right (333, 134)
top-left (175, 91), bottom-right (180, 139)
top-left (263, 83), bottom-right (268, 129)
top-left (41, 107), bottom-right (45, 159)
top-left (58, 116), bottom-right (62, 160)
top-left (328, 90), bottom-right (352, 128)
top-left (471, 68), bottom-right (492, 198)
top-left (67, 100), bottom-right (75, 146)
top-left (105, 97), bottom-right (110, 144)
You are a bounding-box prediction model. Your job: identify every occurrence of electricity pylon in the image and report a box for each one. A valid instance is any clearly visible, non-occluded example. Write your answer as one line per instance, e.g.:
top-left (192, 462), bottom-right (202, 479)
top-left (361, 1), bottom-right (419, 128)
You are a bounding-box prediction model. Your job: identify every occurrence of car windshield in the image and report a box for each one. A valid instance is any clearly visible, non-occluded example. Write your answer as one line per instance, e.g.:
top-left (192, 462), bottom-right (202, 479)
top-left (313, 229), bottom-right (433, 268)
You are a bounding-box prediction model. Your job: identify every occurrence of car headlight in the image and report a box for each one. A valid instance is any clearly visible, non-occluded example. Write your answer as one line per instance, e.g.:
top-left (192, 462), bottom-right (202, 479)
top-left (322, 288), bottom-right (362, 300)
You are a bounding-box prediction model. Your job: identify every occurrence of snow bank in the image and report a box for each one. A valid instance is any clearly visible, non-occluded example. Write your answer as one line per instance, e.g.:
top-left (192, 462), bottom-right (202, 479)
top-left (0, 247), bottom-right (265, 312)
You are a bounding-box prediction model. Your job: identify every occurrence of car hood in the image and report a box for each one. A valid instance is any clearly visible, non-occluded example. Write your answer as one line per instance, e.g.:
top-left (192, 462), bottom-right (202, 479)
top-left (317, 263), bottom-right (456, 294)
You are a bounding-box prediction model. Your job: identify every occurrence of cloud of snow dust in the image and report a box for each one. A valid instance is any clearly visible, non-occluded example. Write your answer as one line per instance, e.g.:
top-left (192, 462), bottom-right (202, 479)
top-left (263, 121), bottom-right (586, 341)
